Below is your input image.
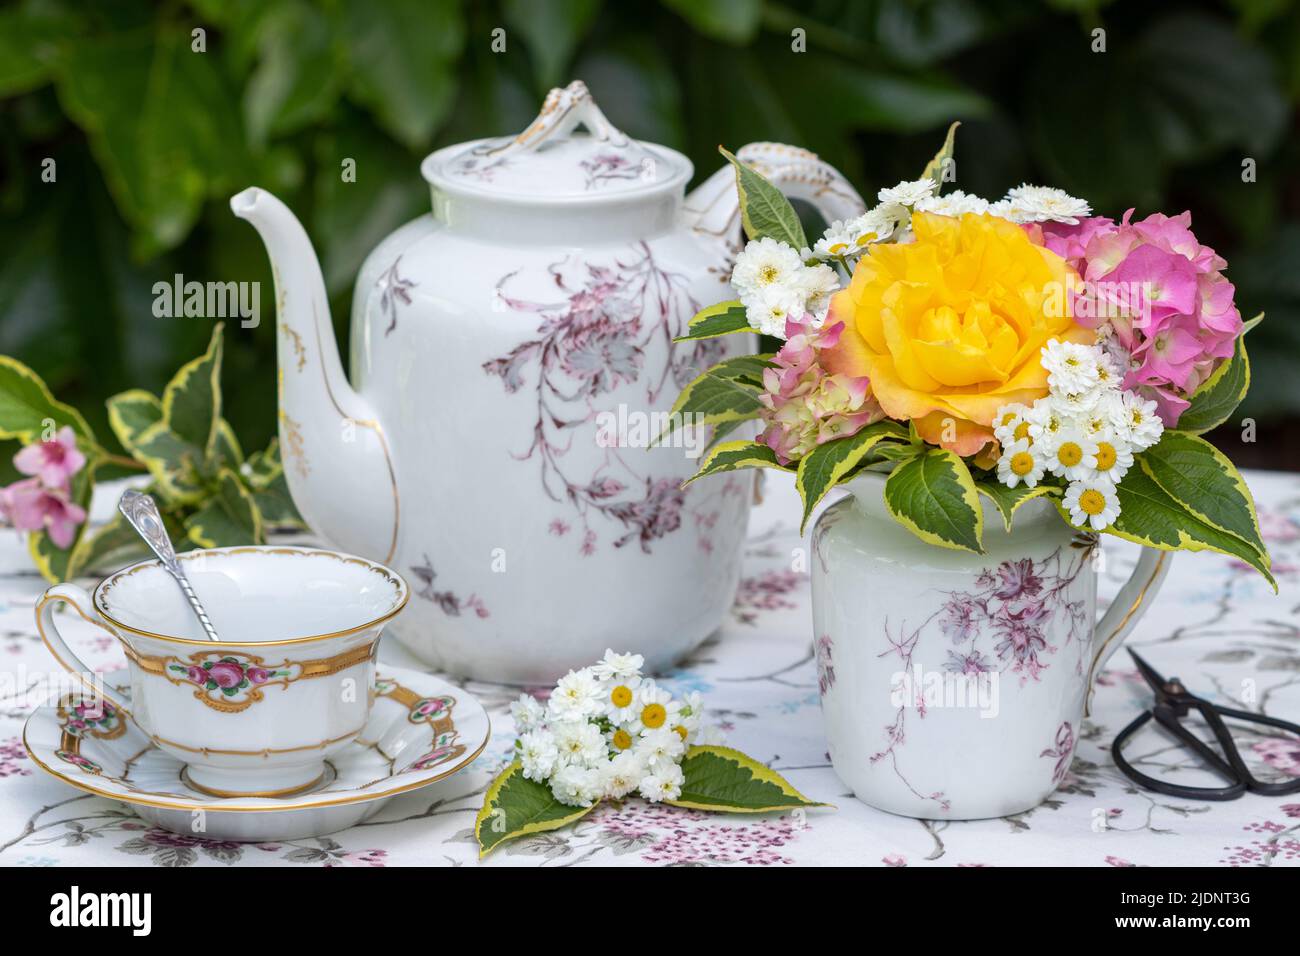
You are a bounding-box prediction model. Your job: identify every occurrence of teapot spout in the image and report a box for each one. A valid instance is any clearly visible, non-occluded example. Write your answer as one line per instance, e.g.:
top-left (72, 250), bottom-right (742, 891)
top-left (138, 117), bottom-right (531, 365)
top-left (683, 142), bottom-right (867, 250)
top-left (230, 187), bottom-right (399, 562)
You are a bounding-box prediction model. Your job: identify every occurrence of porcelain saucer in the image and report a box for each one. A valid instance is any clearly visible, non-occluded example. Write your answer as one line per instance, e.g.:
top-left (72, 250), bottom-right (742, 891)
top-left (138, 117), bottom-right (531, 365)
top-left (23, 664), bottom-right (490, 842)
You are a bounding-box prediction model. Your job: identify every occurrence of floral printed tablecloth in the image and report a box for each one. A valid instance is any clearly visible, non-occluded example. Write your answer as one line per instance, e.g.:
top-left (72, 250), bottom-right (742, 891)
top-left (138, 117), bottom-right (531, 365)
top-left (1, 472), bottom-right (1298, 868)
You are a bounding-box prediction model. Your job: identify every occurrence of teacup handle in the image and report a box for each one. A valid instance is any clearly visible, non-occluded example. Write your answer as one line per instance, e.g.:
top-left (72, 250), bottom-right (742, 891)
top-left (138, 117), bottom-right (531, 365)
top-left (36, 583), bottom-right (131, 717)
top-left (1085, 548), bottom-right (1172, 714)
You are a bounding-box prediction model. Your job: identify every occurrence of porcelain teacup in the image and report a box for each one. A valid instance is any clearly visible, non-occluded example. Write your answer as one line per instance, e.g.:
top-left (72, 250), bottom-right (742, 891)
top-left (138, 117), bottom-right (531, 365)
top-left (36, 546), bottom-right (408, 798)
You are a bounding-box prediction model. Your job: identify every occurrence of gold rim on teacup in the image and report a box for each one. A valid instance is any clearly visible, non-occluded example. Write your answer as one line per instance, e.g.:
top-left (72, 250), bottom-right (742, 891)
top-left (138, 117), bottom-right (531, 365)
top-left (92, 545), bottom-right (409, 647)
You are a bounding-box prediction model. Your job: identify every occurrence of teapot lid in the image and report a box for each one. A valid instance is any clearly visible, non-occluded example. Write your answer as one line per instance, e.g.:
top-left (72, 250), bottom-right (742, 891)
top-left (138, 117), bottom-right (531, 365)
top-left (422, 81), bottom-right (688, 201)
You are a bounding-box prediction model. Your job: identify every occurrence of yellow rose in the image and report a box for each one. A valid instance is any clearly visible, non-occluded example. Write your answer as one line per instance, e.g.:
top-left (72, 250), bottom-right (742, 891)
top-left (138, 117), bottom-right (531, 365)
top-left (824, 211), bottom-right (1091, 456)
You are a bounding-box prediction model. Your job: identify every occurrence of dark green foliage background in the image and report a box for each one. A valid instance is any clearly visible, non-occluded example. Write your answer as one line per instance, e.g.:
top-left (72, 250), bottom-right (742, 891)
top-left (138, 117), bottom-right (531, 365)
top-left (1, 0), bottom-right (1297, 466)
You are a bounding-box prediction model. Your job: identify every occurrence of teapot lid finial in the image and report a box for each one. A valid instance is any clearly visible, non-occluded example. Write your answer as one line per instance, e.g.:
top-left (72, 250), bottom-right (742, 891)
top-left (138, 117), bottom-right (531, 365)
top-left (423, 80), bottom-right (687, 200)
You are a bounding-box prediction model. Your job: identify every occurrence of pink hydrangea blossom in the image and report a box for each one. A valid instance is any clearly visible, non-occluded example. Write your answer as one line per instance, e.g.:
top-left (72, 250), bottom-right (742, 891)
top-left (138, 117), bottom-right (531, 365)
top-left (13, 426), bottom-right (85, 490)
top-left (1028, 210), bottom-right (1242, 425)
top-left (0, 478), bottom-right (86, 548)
top-left (757, 317), bottom-right (884, 465)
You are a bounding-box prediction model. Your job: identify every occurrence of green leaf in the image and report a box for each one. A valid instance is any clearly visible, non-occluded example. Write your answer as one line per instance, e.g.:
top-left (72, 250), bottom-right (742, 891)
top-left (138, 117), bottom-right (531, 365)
top-left (673, 301), bottom-right (753, 342)
top-left (243, 0), bottom-right (344, 147)
top-left (1106, 464), bottom-right (1274, 589)
top-left (162, 323), bottom-right (223, 460)
top-left (131, 422), bottom-right (206, 506)
top-left (975, 481), bottom-right (1061, 533)
top-left (504, 0), bottom-right (601, 91)
top-left (58, 28), bottom-right (250, 255)
top-left (244, 439), bottom-right (304, 528)
top-left (214, 420), bottom-right (245, 470)
top-left (475, 762), bottom-right (597, 857)
top-left (659, 0), bottom-right (762, 44)
top-left (719, 147), bottom-right (807, 251)
top-left (71, 510), bottom-right (148, 576)
top-left (1175, 315), bottom-right (1257, 434)
top-left (338, 0), bottom-right (465, 149)
top-left (686, 440), bottom-right (791, 484)
top-left (183, 469), bottom-right (263, 549)
top-left (1137, 431), bottom-right (1266, 555)
top-left (883, 448), bottom-right (984, 553)
top-left (666, 746), bottom-right (828, 812)
top-left (0, 6), bottom-right (68, 96)
top-left (795, 423), bottom-right (909, 533)
top-left (0, 355), bottom-right (98, 451)
top-left (919, 121), bottom-right (960, 192)
top-left (106, 389), bottom-right (162, 456)
top-left (655, 355), bottom-right (768, 445)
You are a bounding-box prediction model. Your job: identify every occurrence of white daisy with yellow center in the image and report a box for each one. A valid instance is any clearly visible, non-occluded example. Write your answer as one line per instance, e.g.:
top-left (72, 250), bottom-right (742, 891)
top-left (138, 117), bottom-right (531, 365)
top-left (629, 681), bottom-right (680, 736)
top-left (1025, 399), bottom-right (1065, 447)
top-left (601, 675), bottom-right (642, 723)
top-left (1064, 478), bottom-right (1120, 531)
top-left (1085, 430), bottom-right (1134, 483)
top-left (996, 438), bottom-right (1046, 489)
top-left (1044, 427), bottom-right (1099, 482)
top-left (992, 402), bottom-right (1033, 447)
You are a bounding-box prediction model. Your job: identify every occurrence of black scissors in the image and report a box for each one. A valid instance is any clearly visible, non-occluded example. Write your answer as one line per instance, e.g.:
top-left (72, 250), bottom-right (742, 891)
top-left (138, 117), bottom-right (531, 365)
top-left (1112, 649), bottom-right (1300, 800)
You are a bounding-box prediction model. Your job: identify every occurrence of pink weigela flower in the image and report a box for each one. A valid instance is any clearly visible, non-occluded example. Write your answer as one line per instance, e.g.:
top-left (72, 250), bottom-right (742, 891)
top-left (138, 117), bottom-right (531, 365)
top-left (757, 317), bottom-right (884, 465)
top-left (1028, 210), bottom-right (1242, 425)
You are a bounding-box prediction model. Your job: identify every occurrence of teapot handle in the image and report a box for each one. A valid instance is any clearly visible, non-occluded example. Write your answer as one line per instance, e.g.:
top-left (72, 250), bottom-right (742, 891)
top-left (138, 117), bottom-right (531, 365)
top-left (684, 142), bottom-right (867, 243)
top-left (1084, 548), bottom-right (1172, 714)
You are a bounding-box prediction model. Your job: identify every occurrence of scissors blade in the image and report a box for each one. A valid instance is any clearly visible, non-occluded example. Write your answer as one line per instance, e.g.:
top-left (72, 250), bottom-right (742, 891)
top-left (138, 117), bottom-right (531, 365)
top-left (1127, 648), bottom-right (1168, 696)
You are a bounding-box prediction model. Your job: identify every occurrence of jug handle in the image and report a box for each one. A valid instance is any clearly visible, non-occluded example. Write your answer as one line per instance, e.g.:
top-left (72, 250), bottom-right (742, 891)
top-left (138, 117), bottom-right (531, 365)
top-left (685, 142), bottom-right (867, 243)
top-left (1084, 548), bottom-right (1171, 715)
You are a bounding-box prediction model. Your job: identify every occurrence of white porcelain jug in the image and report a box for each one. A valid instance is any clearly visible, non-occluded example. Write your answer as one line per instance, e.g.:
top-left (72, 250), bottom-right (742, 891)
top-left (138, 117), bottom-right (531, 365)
top-left (232, 81), bottom-right (865, 682)
top-left (811, 473), bottom-right (1170, 819)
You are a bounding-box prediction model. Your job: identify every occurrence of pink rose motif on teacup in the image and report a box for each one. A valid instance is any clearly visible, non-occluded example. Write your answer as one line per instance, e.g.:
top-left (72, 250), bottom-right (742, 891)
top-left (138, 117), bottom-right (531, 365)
top-left (165, 654), bottom-right (302, 712)
top-left (56, 696), bottom-right (125, 741)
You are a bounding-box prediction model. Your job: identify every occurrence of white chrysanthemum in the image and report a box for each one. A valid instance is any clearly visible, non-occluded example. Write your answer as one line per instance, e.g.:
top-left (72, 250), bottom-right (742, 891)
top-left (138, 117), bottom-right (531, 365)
top-left (1053, 385), bottom-right (1103, 420)
top-left (796, 263), bottom-right (840, 323)
top-left (599, 675), bottom-right (642, 723)
top-left (638, 762), bottom-right (685, 803)
top-left (741, 284), bottom-right (804, 338)
top-left (992, 402), bottom-right (1033, 447)
top-left (1003, 184), bottom-right (1091, 225)
top-left (636, 726), bottom-right (687, 771)
top-left (600, 751), bottom-right (644, 800)
top-left (1041, 339), bottom-right (1101, 396)
top-left (997, 438), bottom-right (1047, 489)
top-left (674, 691), bottom-right (705, 742)
top-left (510, 693), bottom-right (546, 734)
top-left (878, 178), bottom-right (937, 207)
top-left (1086, 430), bottom-right (1135, 483)
top-left (1044, 427), bottom-right (1099, 481)
top-left (695, 724), bottom-right (727, 746)
top-left (1093, 349), bottom-right (1122, 392)
top-left (1064, 477), bottom-right (1120, 531)
top-left (1025, 398), bottom-right (1066, 448)
top-left (548, 668), bottom-right (602, 721)
top-left (551, 763), bottom-right (604, 807)
top-left (1111, 391), bottom-right (1164, 451)
top-left (552, 719), bottom-right (606, 769)
top-left (590, 649), bottom-right (644, 681)
top-left (731, 236), bottom-right (805, 298)
top-left (518, 729), bottom-right (559, 782)
top-left (914, 189), bottom-right (990, 217)
top-left (628, 681), bottom-right (680, 736)
top-left (987, 198), bottom-right (1033, 224)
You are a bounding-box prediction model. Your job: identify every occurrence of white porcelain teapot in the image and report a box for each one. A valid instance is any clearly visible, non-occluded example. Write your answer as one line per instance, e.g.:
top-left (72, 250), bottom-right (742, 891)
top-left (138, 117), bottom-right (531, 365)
top-left (232, 80), bottom-right (864, 682)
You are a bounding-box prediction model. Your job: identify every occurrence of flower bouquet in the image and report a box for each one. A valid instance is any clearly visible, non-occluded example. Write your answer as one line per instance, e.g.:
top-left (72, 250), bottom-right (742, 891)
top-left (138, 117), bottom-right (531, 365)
top-left (475, 650), bottom-right (824, 856)
top-left (664, 128), bottom-right (1272, 585)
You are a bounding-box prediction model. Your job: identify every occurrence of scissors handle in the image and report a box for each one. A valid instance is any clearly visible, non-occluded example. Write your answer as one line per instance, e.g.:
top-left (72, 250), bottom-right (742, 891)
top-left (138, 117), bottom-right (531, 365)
top-left (1113, 710), bottom-right (1246, 800)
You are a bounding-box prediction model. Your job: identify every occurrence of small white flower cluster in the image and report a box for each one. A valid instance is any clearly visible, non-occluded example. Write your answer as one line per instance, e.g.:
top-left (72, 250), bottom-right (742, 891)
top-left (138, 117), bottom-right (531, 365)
top-left (510, 649), bottom-right (722, 808)
top-left (993, 339), bottom-right (1164, 531)
top-left (731, 237), bottom-right (839, 337)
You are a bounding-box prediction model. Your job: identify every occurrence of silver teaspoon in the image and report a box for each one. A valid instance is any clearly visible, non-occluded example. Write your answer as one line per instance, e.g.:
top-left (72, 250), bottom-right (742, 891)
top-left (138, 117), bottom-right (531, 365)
top-left (117, 489), bottom-right (222, 642)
